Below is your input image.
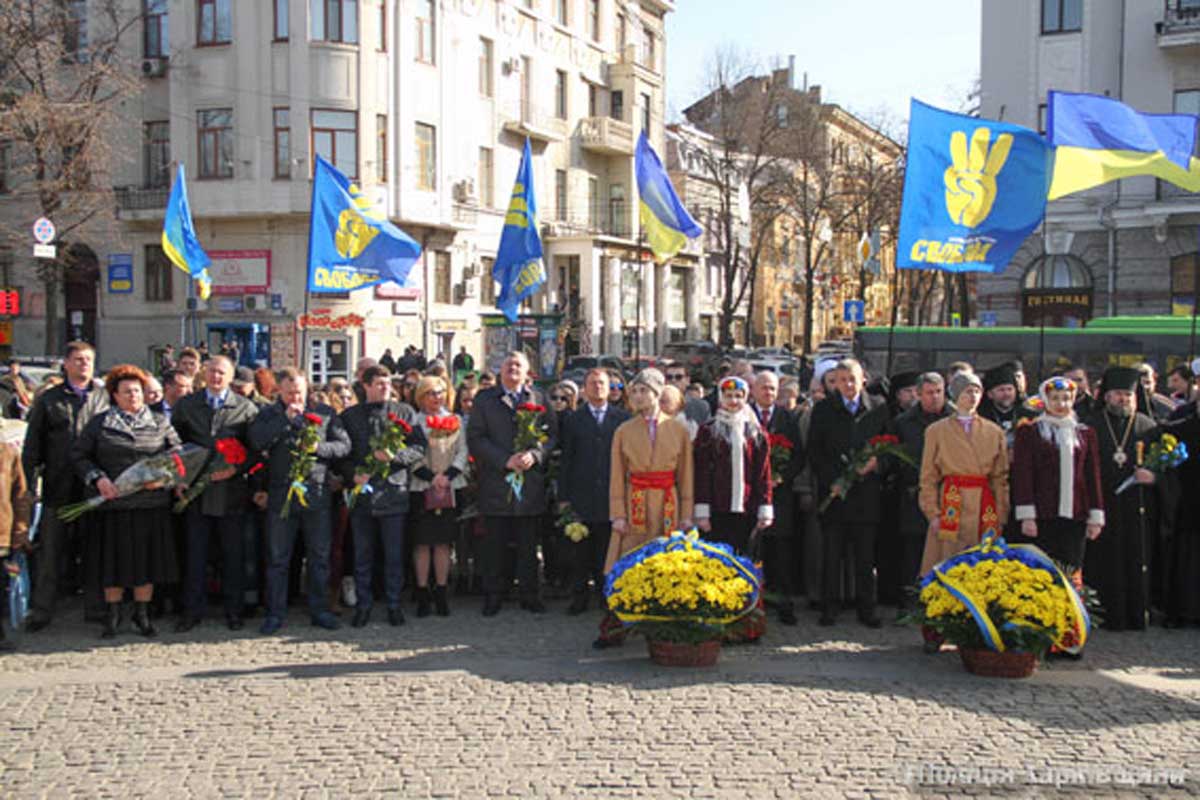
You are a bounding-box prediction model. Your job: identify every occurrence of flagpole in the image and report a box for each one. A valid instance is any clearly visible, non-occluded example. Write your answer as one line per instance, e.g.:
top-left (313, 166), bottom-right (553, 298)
top-left (635, 229), bottom-right (645, 365)
top-left (1190, 225), bottom-right (1199, 362)
top-left (885, 260), bottom-right (900, 376)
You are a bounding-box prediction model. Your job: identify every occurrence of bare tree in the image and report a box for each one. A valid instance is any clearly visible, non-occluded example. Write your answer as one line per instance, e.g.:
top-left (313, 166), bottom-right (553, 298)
top-left (0, 0), bottom-right (143, 353)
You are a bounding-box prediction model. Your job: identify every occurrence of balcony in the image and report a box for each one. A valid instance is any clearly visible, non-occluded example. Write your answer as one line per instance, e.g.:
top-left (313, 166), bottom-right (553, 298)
top-left (113, 185), bottom-right (169, 220)
top-left (502, 101), bottom-right (567, 143)
top-left (1156, 1), bottom-right (1200, 47)
top-left (579, 116), bottom-right (635, 156)
top-left (542, 200), bottom-right (631, 240)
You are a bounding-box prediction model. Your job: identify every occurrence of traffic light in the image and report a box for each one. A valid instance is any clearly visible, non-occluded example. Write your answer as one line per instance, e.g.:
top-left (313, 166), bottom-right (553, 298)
top-left (0, 289), bottom-right (19, 316)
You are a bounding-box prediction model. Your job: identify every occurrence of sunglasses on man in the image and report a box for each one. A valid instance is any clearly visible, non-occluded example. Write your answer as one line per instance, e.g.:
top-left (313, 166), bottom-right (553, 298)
top-left (666, 372), bottom-right (688, 381)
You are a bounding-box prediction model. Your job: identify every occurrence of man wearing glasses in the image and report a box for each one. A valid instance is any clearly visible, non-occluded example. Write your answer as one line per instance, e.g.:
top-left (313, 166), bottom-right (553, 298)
top-left (664, 362), bottom-right (711, 427)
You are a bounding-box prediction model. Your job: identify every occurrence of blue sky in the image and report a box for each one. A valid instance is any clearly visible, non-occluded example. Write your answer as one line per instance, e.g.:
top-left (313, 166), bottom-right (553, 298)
top-left (665, 0), bottom-right (982, 135)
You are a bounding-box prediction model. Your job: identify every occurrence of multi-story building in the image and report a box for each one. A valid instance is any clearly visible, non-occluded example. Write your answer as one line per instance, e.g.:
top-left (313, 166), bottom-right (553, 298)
top-left (979, 0), bottom-right (1200, 330)
top-left (4, 0), bottom-right (693, 379)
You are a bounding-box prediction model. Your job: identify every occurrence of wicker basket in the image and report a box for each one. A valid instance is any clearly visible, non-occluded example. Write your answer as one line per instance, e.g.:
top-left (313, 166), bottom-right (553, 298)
top-left (959, 647), bottom-right (1038, 678)
top-left (646, 638), bottom-right (722, 667)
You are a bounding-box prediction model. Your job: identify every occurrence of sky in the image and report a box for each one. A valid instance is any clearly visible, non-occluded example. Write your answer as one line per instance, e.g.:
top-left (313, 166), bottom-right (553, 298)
top-left (665, 0), bottom-right (982, 138)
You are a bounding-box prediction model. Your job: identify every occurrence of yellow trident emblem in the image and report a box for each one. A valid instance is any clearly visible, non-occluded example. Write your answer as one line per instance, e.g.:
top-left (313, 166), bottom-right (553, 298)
top-left (335, 184), bottom-right (385, 260)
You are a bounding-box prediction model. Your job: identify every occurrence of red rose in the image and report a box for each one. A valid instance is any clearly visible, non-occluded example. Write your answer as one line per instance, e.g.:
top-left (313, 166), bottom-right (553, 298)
top-left (171, 452), bottom-right (186, 477)
top-left (518, 402), bottom-right (545, 413)
top-left (247, 462), bottom-right (265, 476)
top-left (214, 437), bottom-right (248, 466)
top-left (303, 412), bottom-right (324, 425)
top-left (768, 433), bottom-right (794, 450)
top-left (394, 417), bottom-right (413, 434)
top-left (869, 434), bottom-right (899, 447)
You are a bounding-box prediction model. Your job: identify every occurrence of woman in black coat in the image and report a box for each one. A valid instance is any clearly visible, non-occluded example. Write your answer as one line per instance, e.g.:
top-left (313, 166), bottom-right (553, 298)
top-left (72, 364), bottom-right (182, 638)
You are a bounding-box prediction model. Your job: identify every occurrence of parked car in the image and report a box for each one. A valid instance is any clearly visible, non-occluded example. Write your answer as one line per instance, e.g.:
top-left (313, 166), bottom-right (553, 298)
top-left (564, 354), bottom-right (626, 374)
top-left (660, 340), bottom-right (723, 378)
top-left (622, 356), bottom-right (662, 374)
top-left (750, 358), bottom-right (799, 377)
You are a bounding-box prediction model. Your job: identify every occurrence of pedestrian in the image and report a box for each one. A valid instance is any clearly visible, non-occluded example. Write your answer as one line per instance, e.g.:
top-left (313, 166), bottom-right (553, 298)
top-left (379, 348), bottom-right (397, 373)
top-left (664, 362), bottom-right (711, 427)
top-left (979, 363), bottom-right (1035, 454)
top-left (248, 368), bottom-right (351, 634)
top-left (171, 355), bottom-right (260, 633)
top-left (1163, 398), bottom-right (1200, 626)
top-left (176, 347), bottom-right (204, 391)
top-left (352, 358), bottom-right (378, 405)
top-left (550, 380), bottom-right (578, 414)
top-left (1, 360), bottom-right (35, 420)
top-left (0, 436), bottom-right (32, 651)
top-left (71, 365), bottom-right (182, 638)
top-left (158, 344), bottom-right (176, 376)
top-left (452, 346), bottom-right (475, 385)
top-left (606, 369), bottom-right (626, 410)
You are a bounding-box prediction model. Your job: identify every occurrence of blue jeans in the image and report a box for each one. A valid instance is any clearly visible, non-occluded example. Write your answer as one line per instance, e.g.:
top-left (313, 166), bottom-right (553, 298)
top-left (265, 495), bottom-right (331, 621)
top-left (184, 509), bottom-right (245, 618)
top-left (350, 509), bottom-right (406, 610)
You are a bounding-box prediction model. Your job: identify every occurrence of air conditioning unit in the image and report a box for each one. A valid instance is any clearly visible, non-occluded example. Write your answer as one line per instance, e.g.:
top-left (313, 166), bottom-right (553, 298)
top-left (141, 58), bottom-right (168, 78)
top-left (502, 57), bottom-right (521, 75)
top-left (453, 179), bottom-right (477, 203)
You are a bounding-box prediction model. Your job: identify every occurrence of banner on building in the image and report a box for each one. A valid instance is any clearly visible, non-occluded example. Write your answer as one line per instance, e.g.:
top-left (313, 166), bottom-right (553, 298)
top-left (209, 250), bottom-right (271, 295)
top-left (107, 254), bottom-right (133, 294)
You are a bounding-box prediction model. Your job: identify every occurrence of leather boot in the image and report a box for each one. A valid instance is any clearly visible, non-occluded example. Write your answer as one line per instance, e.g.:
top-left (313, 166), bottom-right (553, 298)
top-left (415, 587), bottom-right (432, 618)
top-left (101, 602), bottom-right (122, 639)
top-left (433, 585), bottom-right (450, 617)
top-left (132, 602), bottom-right (157, 637)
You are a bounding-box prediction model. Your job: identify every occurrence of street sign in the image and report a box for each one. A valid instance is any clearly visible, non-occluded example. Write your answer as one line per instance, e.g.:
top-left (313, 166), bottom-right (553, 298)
top-left (33, 243), bottom-right (56, 259)
top-left (843, 299), bottom-right (865, 324)
top-left (980, 311), bottom-right (997, 328)
top-left (33, 217), bottom-right (56, 244)
top-left (107, 254), bottom-right (133, 294)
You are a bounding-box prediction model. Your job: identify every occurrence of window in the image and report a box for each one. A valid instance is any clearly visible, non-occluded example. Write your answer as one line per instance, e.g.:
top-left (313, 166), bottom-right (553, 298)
top-left (479, 37), bottom-right (494, 97)
top-left (434, 251), bottom-right (452, 304)
top-left (415, 122), bottom-right (436, 190)
top-left (273, 108), bottom-right (290, 178)
top-left (641, 92), bottom-right (651, 133)
top-left (377, 0), bottom-right (386, 50)
top-left (588, 0), bottom-right (600, 41)
top-left (197, 0), bottom-right (231, 45)
top-left (642, 27), bottom-right (655, 70)
top-left (144, 0), bottom-right (168, 57)
top-left (273, 0), bottom-right (288, 40)
top-left (416, 0), bottom-right (435, 63)
top-left (611, 90), bottom-right (624, 121)
top-left (0, 143), bottom-right (11, 195)
top-left (555, 70), bottom-right (568, 119)
top-left (144, 121), bottom-right (170, 188)
top-left (312, 109), bottom-right (357, 178)
top-left (587, 82), bottom-right (598, 116)
top-left (145, 245), bottom-right (173, 302)
top-left (1037, 103), bottom-right (1048, 135)
top-left (617, 13), bottom-right (627, 53)
top-left (556, 0), bottom-right (569, 26)
top-left (481, 257), bottom-right (496, 305)
top-left (376, 115), bottom-right (387, 182)
top-left (555, 169), bottom-right (567, 221)
top-left (775, 103), bottom-right (789, 128)
top-left (63, 0), bottom-right (88, 57)
top-left (311, 0), bottom-right (357, 43)
top-left (197, 108), bottom-right (233, 178)
top-left (588, 176), bottom-right (599, 229)
top-left (1174, 89), bottom-right (1200, 116)
top-left (1041, 0), bottom-right (1081, 34)
top-left (478, 147), bottom-right (494, 208)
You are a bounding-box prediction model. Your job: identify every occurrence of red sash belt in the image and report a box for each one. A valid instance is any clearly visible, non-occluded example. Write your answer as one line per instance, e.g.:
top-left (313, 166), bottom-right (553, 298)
top-left (630, 470), bottom-right (677, 535)
top-left (939, 474), bottom-right (999, 542)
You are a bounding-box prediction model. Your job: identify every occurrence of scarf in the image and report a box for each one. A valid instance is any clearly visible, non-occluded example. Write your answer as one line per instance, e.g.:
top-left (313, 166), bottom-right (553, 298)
top-left (1037, 413), bottom-right (1079, 519)
top-left (714, 406), bottom-right (757, 513)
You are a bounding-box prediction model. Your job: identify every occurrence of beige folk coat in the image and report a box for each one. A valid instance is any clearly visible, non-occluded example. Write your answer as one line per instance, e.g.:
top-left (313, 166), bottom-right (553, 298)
top-left (606, 412), bottom-right (694, 573)
top-left (918, 415), bottom-right (1009, 574)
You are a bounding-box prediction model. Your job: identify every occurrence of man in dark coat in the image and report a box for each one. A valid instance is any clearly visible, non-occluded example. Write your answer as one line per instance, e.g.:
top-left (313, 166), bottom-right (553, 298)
top-left (339, 365), bottom-right (426, 627)
top-left (887, 372), bottom-right (952, 614)
top-left (248, 368), bottom-right (351, 634)
top-left (807, 358), bottom-right (889, 628)
top-left (978, 362), bottom-right (1037, 453)
top-left (22, 341), bottom-right (109, 631)
top-left (749, 370), bottom-right (803, 625)
top-left (559, 368), bottom-right (630, 615)
top-left (1084, 367), bottom-right (1172, 630)
top-left (467, 351), bottom-right (557, 616)
top-left (171, 355), bottom-right (261, 632)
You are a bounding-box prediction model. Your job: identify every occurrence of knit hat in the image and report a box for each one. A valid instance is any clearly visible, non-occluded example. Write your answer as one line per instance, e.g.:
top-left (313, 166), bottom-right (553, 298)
top-left (631, 368), bottom-right (665, 397)
top-left (948, 371), bottom-right (983, 401)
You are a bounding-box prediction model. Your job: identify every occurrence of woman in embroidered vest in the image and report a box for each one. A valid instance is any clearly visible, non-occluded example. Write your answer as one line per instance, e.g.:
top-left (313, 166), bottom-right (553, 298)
top-left (918, 371), bottom-right (1010, 576)
top-left (1011, 376), bottom-right (1105, 576)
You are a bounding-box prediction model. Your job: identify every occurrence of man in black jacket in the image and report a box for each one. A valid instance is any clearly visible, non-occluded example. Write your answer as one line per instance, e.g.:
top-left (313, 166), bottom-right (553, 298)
top-left (467, 351), bottom-right (557, 616)
top-left (807, 358), bottom-right (889, 628)
top-left (559, 368), bottom-right (630, 615)
top-left (339, 365), bottom-right (426, 627)
top-left (248, 368), bottom-right (351, 634)
top-left (22, 341), bottom-right (109, 631)
top-left (171, 355), bottom-right (261, 632)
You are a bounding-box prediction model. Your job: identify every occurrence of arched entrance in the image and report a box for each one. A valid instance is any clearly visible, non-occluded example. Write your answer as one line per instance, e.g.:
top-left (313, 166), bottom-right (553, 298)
top-left (63, 243), bottom-right (99, 344)
top-left (1021, 254), bottom-right (1093, 328)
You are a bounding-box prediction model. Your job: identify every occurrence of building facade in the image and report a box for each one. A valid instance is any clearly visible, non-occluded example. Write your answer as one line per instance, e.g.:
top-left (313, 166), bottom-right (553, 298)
top-left (979, 0), bottom-right (1200, 332)
top-left (3, 0), bottom-right (694, 378)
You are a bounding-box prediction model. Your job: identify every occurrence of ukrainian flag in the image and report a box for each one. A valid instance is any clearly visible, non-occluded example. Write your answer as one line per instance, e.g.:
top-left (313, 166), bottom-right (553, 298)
top-left (635, 131), bottom-right (701, 263)
top-left (1048, 90), bottom-right (1200, 200)
top-left (493, 138), bottom-right (544, 322)
top-left (161, 164), bottom-right (212, 300)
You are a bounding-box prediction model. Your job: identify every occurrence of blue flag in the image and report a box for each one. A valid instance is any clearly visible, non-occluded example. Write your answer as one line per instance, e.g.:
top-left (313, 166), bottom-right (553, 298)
top-left (493, 138), bottom-right (544, 322)
top-left (635, 131), bottom-right (702, 263)
top-left (897, 99), bottom-right (1050, 274)
top-left (307, 156), bottom-right (421, 293)
top-left (162, 164), bottom-right (212, 299)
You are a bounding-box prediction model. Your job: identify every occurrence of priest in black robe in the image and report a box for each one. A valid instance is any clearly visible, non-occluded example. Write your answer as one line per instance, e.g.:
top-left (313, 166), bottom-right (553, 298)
top-left (1163, 401), bottom-right (1200, 627)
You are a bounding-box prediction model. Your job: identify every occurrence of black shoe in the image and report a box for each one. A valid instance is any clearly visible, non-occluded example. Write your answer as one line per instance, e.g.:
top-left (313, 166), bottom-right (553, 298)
top-left (174, 616), bottom-right (200, 633)
top-left (101, 603), bottom-right (122, 639)
top-left (779, 605), bottom-right (798, 626)
top-left (433, 586), bottom-right (450, 617)
top-left (482, 595), bottom-right (501, 617)
top-left (415, 587), bottom-right (432, 618)
top-left (520, 598), bottom-right (547, 614)
top-left (858, 613), bottom-right (882, 629)
top-left (24, 613), bottom-right (50, 633)
top-left (387, 607), bottom-right (405, 626)
top-left (132, 602), bottom-right (157, 637)
top-left (351, 607), bottom-right (371, 628)
top-left (0, 638), bottom-right (14, 653)
top-left (566, 596), bottom-right (588, 616)
top-left (84, 608), bottom-right (107, 623)
top-left (592, 637), bottom-right (622, 650)
top-left (922, 639), bottom-right (942, 655)
top-left (226, 615), bottom-right (244, 631)
top-left (818, 613), bottom-right (837, 627)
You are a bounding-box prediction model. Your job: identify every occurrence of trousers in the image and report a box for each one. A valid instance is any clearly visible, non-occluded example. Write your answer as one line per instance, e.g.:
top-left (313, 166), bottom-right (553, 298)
top-left (184, 509), bottom-right (246, 618)
top-left (350, 508), bottom-right (406, 610)
top-left (265, 498), bottom-right (332, 620)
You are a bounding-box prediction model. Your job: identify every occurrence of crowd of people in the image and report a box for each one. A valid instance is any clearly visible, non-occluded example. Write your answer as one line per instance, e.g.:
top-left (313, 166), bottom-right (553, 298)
top-left (1, 338), bottom-right (1198, 654)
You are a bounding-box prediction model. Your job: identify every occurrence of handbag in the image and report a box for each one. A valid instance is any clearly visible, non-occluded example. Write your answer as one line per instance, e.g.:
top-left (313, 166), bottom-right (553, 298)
top-left (424, 482), bottom-right (456, 511)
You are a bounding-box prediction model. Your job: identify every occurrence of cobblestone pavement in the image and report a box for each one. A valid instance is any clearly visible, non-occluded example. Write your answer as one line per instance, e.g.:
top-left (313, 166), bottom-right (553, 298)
top-left (1, 596), bottom-right (1198, 799)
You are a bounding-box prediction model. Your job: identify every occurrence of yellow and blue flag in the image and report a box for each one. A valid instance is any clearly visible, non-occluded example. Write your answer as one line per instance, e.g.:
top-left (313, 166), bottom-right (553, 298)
top-left (1047, 90), bottom-right (1200, 200)
top-left (307, 156), bottom-right (421, 293)
top-left (635, 131), bottom-right (701, 263)
top-left (897, 99), bottom-right (1050, 274)
top-left (162, 164), bottom-right (212, 300)
top-left (493, 138), bottom-right (544, 322)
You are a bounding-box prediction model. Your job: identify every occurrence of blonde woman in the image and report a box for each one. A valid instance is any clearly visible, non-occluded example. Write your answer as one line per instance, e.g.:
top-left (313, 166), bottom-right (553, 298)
top-left (410, 376), bottom-right (469, 616)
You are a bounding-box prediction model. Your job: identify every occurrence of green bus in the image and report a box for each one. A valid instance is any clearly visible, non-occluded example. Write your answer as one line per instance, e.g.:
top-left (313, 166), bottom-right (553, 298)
top-left (855, 316), bottom-right (1199, 379)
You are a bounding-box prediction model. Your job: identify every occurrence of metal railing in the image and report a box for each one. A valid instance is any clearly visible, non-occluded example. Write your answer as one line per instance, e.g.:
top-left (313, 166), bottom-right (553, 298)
top-left (1160, 0), bottom-right (1200, 31)
top-left (114, 185), bottom-right (169, 210)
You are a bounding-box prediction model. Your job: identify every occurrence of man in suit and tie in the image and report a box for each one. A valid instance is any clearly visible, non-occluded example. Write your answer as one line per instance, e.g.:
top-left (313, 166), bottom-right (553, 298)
top-left (171, 355), bottom-right (260, 631)
top-left (558, 368), bottom-right (631, 615)
top-left (150, 368), bottom-right (193, 420)
top-left (467, 351), bottom-right (557, 616)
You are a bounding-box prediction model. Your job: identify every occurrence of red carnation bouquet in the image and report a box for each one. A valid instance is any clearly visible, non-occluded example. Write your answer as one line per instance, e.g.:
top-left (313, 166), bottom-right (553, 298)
top-left (818, 434), bottom-right (915, 513)
top-left (281, 412), bottom-right (326, 519)
top-left (348, 411), bottom-right (412, 508)
top-left (767, 433), bottom-right (794, 487)
top-left (173, 436), bottom-right (249, 512)
top-left (58, 444), bottom-right (210, 522)
top-left (507, 402), bottom-right (549, 502)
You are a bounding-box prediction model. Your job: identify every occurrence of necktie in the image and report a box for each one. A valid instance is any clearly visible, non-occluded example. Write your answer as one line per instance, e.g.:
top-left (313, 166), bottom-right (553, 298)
top-left (593, 407), bottom-right (604, 425)
top-left (210, 395), bottom-right (221, 411)
top-left (760, 407), bottom-right (770, 427)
